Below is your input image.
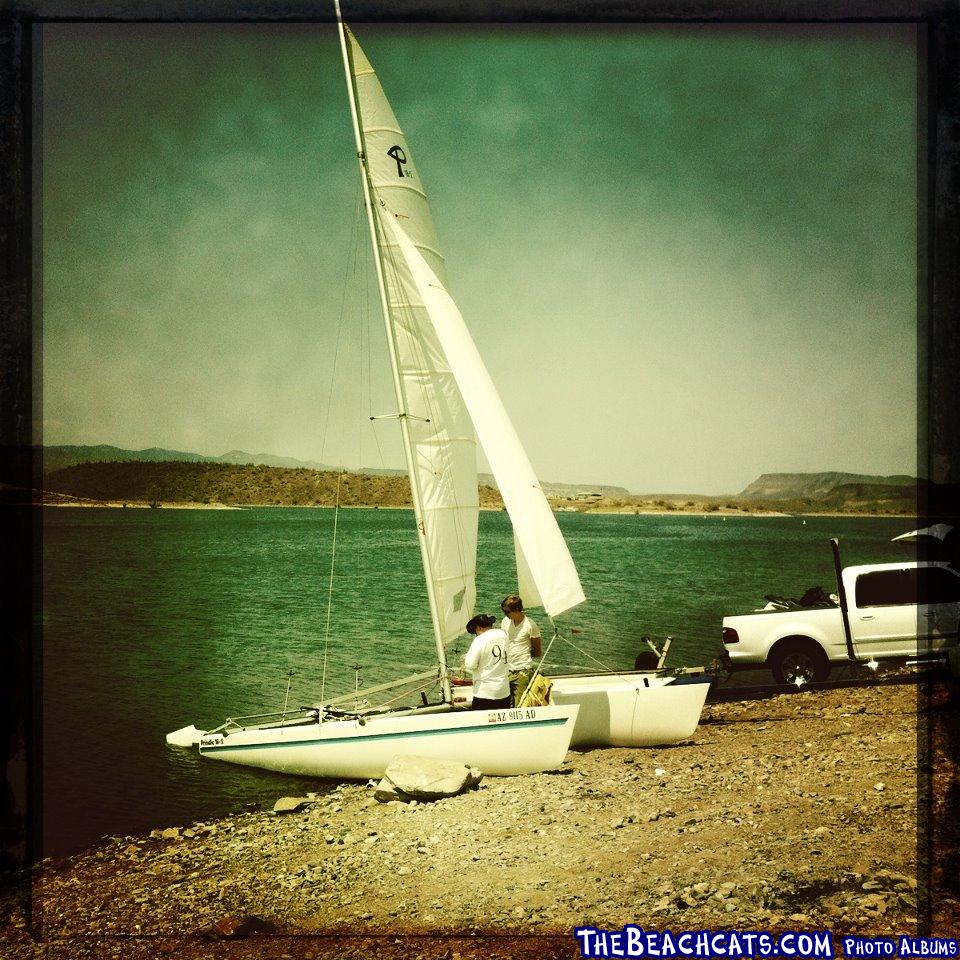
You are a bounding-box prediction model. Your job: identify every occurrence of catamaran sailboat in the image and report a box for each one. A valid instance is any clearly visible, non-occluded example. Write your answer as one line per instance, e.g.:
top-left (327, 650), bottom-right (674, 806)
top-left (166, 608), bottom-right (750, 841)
top-left (359, 56), bottom-right (709, 753)
top-left (165, 11), bottom-right (579, 778)
top-left (166, 11), bottom-right (705, 776)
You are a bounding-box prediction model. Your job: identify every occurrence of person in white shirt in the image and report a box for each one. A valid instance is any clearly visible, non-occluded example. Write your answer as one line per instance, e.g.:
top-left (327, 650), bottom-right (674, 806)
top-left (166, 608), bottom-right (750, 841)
top-left (463, 614), bottom-right (511, 710)
top-left (500, 595), bottom-right (542, 706)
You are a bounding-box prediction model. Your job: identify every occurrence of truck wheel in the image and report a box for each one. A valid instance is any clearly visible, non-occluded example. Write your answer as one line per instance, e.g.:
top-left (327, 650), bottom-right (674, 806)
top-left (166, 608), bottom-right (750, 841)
top-left (769, 639), bottom-right (830, 687)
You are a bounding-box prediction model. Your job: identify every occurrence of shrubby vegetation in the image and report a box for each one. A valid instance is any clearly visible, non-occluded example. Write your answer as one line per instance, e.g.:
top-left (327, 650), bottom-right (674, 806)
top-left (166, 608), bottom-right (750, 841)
top-left (42, 462), bottom-right (918, 515)
top-left (44, 461), bottom-right (505, 508)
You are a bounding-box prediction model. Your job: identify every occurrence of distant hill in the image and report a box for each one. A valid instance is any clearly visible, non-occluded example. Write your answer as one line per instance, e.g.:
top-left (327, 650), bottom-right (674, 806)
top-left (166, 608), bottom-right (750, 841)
top-left (217, 450), bottom-right (409, 475)
top-left (29, 448), bottom-right (921, 512)
top-left (39, 460), bottom-right (921, 516)
top-left (814, 482), bottom-right (919, 513)
top-left (738, 472), bottom-right (917, 501)
top-left (37, 444), bottom-right (623, 498)
top-left (534, 480), bottom-right (631, 498)
top-left (214, 449), bottom-right (333, 471)
top-left (44, 460), bottom-right (505, 509)
top-left (38, 444), bottom-right (407, 476)
top-left (40, 444), bottom-right (212, 474)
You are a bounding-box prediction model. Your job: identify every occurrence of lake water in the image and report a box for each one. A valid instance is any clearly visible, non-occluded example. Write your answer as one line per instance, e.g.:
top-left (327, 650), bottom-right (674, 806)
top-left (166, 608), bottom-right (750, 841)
top-left (41, 506), bottom-right (915, 859)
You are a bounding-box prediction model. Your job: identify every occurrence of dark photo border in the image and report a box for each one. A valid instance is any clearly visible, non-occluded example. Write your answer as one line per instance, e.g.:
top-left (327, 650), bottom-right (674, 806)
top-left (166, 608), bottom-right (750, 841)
top-left (2, 0), bottom-right (957, 952)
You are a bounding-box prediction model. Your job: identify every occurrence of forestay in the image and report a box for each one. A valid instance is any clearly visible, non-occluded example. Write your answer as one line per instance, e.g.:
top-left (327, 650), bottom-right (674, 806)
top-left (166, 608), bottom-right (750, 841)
top-left (380, 211), bottom-right (586, 618)
top-left (346, 27), bottom-right (478, 645)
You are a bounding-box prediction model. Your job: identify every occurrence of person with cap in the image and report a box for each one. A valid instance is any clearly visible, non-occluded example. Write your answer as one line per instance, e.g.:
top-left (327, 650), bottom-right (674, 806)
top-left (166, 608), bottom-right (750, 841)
top-left (500, 595), bottom-right (542, 706)
top-left (463, 614), bottom-right (511, 710)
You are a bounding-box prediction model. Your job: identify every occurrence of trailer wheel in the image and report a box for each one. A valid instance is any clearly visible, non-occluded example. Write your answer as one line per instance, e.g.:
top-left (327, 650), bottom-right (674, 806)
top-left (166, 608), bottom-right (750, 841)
top-left (769, 638), bottom-right (831, 687)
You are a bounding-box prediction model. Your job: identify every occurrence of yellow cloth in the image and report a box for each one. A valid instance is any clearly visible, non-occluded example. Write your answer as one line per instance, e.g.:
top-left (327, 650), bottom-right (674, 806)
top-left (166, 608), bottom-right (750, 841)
top-left (518, 673), bottom-right (553, 708)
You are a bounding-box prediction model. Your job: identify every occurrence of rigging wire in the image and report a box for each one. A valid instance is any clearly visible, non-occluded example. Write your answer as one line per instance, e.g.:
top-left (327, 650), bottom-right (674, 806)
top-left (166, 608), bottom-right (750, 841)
top-left (376, 674), bottom-right (441, 710)
top-left (320, 464), bottom-right (345, 705)
top-left (317, 185), bottom-right (364, 468)
top-left (524, 624), bottom-right (659, 702)
top-left (317, 184), bottom-right (365, 703)
top-left (553, 629), bottom-right (619, 674)
top-left (519, 621), bottom-right (564, 703)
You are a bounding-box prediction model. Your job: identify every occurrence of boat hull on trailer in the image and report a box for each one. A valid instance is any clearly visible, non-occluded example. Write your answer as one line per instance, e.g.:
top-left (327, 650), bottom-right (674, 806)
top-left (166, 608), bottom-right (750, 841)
top-left (197, 703), bottom-right (579, 779)
top-left (549, 672), bottom-right (710, 748)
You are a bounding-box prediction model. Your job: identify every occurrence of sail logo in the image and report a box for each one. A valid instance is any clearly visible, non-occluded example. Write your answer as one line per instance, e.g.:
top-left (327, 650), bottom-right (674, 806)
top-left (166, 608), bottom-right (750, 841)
top-left (387, 145), bottom-right (409, 178)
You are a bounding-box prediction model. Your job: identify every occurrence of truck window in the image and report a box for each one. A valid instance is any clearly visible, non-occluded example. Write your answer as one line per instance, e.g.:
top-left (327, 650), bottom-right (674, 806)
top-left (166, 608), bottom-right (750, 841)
top-left (855, 569), bottom-right (916, 607)
top-left (918, 567), bottom-right (960, 604)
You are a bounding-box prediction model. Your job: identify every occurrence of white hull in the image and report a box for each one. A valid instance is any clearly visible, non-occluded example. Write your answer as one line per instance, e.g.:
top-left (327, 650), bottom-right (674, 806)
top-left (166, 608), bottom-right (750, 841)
top-left (197, 703), bottom-right (579, 779)
top-left (549, 672), bottom-right (709, 748)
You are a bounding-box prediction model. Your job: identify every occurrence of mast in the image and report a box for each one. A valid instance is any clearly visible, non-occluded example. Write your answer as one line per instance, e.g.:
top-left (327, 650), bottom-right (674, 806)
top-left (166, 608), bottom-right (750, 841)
top-left (334, 3), bottom-right (452, 704)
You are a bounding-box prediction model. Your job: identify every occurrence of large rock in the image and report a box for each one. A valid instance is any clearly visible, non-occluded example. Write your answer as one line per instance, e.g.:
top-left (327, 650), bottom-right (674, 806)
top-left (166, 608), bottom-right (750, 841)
top-left (211, 915), bottom-right (277, 938)
top-left (376, 755), bottom-right (483, 803)
top-left (373, 779), bottom-right (403, 803)
top-left (272, 796), bottom-right (314, 814)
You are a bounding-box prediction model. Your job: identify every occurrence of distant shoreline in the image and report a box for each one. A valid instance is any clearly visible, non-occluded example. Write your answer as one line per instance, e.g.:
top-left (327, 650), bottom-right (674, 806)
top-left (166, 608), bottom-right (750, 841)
top-left (37, 500), bottom-right (917, 518)
top-left (33, 459), bottom-right (921, 517)
top-left (39, 500), bottom-right (242, 510)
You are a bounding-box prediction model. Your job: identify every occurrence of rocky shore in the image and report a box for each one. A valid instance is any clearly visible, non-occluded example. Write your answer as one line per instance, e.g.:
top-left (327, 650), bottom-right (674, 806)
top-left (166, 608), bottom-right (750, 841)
top-left (5, 683), bottom-right (954, 960)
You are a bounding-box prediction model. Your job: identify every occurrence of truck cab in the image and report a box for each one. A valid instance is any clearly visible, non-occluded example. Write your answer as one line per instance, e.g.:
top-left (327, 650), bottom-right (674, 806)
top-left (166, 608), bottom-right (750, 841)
top-left (843, 562), bottom-right (960, 657)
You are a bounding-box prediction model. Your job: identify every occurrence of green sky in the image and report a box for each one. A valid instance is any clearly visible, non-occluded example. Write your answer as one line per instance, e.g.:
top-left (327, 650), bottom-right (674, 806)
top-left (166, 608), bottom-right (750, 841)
top-left (40, 22), bottom-right (918, 494)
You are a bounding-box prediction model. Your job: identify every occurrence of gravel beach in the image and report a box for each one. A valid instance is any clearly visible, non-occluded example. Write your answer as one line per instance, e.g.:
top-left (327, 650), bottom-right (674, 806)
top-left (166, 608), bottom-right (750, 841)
top-left (4, 681), bottom-right (957, 960)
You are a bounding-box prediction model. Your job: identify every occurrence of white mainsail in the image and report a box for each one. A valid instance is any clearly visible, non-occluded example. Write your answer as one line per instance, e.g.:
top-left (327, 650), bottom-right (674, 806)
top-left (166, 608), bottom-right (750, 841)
top-left (344, 26), bottom-right (478, 646)
top-left (345, 22), bottom-right (582, 624)
top-left (380, 210), bottom-right (586, 618)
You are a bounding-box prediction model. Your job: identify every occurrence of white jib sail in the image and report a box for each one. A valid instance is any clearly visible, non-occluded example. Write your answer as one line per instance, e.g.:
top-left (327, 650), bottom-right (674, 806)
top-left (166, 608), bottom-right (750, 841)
top-left (346, 27), bottom-right (478, 645)
top-left (380, 210), bottom-right (586, 619)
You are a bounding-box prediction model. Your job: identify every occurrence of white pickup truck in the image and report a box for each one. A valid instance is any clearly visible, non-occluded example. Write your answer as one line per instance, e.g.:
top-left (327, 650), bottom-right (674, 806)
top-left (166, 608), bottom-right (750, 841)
top-left (720, 560), bottom-right (960, 685)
